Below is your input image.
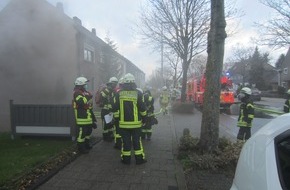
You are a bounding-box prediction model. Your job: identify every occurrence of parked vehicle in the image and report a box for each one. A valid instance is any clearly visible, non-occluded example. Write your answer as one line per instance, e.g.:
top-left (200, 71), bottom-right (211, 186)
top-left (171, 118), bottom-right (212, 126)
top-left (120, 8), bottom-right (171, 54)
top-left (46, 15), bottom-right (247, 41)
top-left (251, 87), bottom-right (261, 101)
top-left (230, 113), bottom-right (290, 190)
top-left (186, 74), bottom-right (235, 111)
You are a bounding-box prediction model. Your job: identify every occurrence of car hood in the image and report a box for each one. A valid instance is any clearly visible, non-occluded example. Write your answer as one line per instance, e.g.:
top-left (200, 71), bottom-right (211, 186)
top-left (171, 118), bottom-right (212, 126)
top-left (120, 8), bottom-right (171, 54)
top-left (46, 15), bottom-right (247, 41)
top-left (231, 113), bottom-right (290, 190)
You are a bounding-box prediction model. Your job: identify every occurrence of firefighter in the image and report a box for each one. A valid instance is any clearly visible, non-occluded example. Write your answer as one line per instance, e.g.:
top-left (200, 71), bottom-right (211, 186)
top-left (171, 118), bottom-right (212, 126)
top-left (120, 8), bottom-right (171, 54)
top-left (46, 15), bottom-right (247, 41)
top-left (112, 73), bottom-right (147, 165)
top-left (73, 77), bottom-right (97, 154)
top-left (159, 86), bottom-right (170, 114)
top-left (283, 89), bottom-right (290, 113)
top-left (99, 77), bottom-right (118, 141)
top-left (141, 89), bottom-right (156, 140)
top-left (236, 87), bottom-right (254, 141)
top-left (113, 77), bottom-right (124, 149)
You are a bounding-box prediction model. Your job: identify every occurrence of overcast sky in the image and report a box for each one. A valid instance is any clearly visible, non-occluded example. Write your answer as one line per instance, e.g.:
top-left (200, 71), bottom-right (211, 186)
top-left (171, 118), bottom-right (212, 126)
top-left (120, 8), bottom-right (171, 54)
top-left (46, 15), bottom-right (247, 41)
top-left (0, 0), bottom-right (288, 79)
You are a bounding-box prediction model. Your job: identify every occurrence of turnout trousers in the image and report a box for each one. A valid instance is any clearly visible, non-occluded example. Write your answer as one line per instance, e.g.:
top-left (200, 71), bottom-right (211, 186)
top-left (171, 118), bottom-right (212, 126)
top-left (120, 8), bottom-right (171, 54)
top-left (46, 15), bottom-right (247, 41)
top-left (237, 127), bottom-right (251, 141)
top-left (141, 119), bottom-right (153, 140)
top-left (113, 124), bottom-right (122, 149)
top-left (119, 127), bottom-right (145, 164)
top-left (77, 124), bottom-right (92, 153)
top-left (101, 109), bottom-right (114, 141)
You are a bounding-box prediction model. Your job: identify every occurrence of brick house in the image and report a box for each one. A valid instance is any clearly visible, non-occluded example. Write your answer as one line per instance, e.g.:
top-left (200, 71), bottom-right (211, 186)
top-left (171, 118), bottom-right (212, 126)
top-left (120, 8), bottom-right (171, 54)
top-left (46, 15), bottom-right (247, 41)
top-left (0, 0), bottom-right (145, 132)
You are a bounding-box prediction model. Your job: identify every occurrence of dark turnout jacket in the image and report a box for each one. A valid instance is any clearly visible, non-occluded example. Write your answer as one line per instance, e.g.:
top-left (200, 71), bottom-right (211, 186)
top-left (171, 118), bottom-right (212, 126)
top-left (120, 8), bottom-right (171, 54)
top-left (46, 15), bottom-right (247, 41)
top-left (113, 84), bottom-right (147, 129)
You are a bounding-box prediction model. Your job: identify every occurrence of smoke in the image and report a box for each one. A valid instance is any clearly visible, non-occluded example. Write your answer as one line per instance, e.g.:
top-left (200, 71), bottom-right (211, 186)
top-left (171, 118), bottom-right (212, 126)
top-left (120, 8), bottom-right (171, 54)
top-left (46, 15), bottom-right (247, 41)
top-left (0, 0), bottom-right (79, 131)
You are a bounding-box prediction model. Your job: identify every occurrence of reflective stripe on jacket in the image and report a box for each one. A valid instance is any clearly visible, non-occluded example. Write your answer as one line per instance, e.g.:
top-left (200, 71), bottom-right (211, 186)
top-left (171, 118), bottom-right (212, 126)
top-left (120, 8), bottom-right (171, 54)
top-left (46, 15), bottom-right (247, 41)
top-left (100, 88), bottom-right (114, 110)
top-left (237, 101), bottom-right (254, 127)
top-left (113, 89), bottom-right (147, 129)
top-left (73, 89), bottom-right (94, 125)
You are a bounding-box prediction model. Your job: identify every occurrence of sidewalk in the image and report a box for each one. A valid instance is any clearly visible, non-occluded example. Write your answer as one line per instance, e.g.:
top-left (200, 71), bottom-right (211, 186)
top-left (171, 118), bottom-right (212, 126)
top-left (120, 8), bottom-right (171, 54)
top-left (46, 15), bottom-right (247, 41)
top-left (37, 112), bottom-right (187, 190)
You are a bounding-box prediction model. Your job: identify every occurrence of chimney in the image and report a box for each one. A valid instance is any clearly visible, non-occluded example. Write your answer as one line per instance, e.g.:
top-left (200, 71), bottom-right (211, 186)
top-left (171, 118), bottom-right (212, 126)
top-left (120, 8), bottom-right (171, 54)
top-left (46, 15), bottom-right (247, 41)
top-left (56, 2), bottom-right (64, 13)
top-left (92, 28), bottom-right (96, 35)
top-left (73, 16), bottom-right (82, 25)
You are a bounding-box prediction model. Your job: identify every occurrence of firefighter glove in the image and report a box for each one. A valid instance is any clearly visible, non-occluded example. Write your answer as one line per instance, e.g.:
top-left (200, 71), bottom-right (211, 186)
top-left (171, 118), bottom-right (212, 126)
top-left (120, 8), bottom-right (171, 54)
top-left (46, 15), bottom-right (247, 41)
top-left (142, 116), bottom-right (148, 124)
top-left (92, 122), bottom-right (97, 129)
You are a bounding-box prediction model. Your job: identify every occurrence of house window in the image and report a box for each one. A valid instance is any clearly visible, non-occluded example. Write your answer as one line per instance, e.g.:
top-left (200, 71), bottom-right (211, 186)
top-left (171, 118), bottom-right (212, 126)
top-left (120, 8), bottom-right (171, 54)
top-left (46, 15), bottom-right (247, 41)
top-left (84, 48), bottom-right (94, 62)
top-left (84, 44), bottom-right (94, 63)
top-left (283, 68), bottom-right (288, 75)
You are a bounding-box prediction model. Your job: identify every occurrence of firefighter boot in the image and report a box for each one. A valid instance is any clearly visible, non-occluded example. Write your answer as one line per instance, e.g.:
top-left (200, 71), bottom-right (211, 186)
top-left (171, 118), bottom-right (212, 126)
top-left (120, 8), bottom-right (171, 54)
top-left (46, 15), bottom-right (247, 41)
top-left (108, 131), bottom-right (114, 142)
top-left (121, 156), bottom-right (131, 165)
top-left (103, 133), bottom-right (110, 142)
top-left (147, 134), bottom-right (151, 141)
top-left (113, 138), bottom-right (122, 150)
top-left (135, 155), bottom-right (147, 165)
top-left (85, 139), bottom-right (93, 150)
top-left (141, 133), bottom-right (146, 140)
top-left (77, 142), bottom-right (89, 154)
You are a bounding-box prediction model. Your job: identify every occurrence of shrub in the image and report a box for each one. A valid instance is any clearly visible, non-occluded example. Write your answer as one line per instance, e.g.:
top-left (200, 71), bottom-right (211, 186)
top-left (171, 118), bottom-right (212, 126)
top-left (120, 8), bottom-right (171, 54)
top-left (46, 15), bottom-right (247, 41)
top-left (178, 131), bottom-right (243, 171)
top-left (278, 86), bottom-right (286, 96)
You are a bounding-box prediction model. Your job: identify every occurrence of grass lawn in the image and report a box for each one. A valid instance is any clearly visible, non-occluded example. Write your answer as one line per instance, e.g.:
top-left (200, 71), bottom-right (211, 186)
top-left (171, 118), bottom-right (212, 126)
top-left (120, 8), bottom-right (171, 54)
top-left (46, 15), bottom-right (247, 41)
top-left (0, 132), bottom-right (74, 188)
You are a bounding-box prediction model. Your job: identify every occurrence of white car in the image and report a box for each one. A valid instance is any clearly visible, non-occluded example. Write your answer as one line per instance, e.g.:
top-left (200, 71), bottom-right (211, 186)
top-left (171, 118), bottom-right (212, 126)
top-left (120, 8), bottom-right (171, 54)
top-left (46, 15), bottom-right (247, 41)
top-left (231, 113), bottom-right (290, 190)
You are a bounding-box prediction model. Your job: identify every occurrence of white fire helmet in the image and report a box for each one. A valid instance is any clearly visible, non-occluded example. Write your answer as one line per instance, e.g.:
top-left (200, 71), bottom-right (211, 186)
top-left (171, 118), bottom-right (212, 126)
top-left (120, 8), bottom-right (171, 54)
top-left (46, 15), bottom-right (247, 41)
top-left (75, 77), bottom-right (88, 86)
top-left (123, 73), bottom-right (135, 83)
top-left (162, 86), bottom-right (167, 91)
top-left (136, 88), bottom-right (143, 94)
top-left (240, 87), bottom-right (252, 95)
top-left (119, 77), bottom-right (125, 84)
top-left (109, 77), bottom-right (118, 83)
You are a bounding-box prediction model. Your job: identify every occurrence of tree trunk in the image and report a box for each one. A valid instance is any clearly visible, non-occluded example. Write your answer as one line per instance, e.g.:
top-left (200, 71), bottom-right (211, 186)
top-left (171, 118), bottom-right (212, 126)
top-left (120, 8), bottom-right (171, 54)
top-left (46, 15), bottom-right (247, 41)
top-left (199, 0), bottom-right (227, 153)
top-left (181, 58), bottom-right (189, 102)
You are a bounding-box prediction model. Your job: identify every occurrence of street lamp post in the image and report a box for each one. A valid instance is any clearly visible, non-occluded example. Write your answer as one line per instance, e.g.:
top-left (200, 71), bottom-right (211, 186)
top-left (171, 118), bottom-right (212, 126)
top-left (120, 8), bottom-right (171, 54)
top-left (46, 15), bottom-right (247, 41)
top-left (161, 22), bottom-right (164, 84)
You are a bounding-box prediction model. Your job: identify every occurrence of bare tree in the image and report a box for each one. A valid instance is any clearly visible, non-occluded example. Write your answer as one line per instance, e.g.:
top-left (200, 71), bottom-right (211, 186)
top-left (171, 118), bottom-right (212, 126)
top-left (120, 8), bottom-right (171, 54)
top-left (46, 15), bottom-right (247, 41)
top-left (139, 0), bottom-right (210, 102)
top-left (199, 0), bottom-right (227, 152)
top-left (147, 68), bottom-right (163, 89)
top-left (254, 0), bottom-right (290, 48)
top-left (227, 44), bottom-right (254, 84)
top-left (164, 50), bottom-right (183, 88)
top-left (189, 54), bottom-right (207, 77)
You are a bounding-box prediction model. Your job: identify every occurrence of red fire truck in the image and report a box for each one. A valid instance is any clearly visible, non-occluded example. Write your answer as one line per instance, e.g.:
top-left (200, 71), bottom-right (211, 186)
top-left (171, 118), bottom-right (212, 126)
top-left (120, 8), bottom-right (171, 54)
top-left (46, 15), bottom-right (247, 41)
top-left (186, 74), bottom-right (235, 111)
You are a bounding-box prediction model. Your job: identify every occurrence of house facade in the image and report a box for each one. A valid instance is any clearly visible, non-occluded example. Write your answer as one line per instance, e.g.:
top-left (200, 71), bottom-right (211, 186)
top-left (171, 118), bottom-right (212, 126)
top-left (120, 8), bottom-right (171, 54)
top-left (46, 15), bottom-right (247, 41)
top-left (229, 61), bottom-right (279, 90)
top-left (0, 0), bottom-right (145, 132)
top-left (280, 47), bottom-right (290, 89)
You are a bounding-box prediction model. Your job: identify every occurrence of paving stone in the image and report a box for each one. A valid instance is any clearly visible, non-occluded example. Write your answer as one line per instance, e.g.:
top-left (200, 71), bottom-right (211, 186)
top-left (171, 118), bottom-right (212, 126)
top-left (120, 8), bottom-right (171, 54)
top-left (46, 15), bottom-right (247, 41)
top-left (36, 105), bottom-right (186, 190)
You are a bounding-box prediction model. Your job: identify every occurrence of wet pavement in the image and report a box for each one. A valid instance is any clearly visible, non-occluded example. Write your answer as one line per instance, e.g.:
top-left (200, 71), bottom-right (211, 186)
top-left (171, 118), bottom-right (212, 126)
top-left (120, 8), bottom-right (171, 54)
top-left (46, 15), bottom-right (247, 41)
top-left (37, 110), bottom-right (187, 190)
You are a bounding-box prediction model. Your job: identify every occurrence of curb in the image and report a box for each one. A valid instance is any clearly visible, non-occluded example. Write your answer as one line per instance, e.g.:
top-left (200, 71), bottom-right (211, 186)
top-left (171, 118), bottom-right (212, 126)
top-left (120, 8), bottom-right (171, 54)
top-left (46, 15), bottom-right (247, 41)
top-left (25, 137), bottom-right (102, 190)
top-left (170, 113), bottom-right (188, 190)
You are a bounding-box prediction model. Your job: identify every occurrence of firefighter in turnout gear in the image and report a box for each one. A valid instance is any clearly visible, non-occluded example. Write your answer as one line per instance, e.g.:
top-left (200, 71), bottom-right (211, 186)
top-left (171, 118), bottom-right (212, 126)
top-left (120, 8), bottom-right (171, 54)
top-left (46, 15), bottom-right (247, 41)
top-left (100, 77), bottom-right (118, 141)
top-left (141, 89), bottom-right (156, 140)
top-left (159, 86), bottom-right (170, 114)
top-left (73, 77), bottom-right (97, 154)
top-left (113, 77), bottom-right (124, 150)
top-left (112, 73), bottom-right (148, 165)
top-left (284, 89), bottom-right (290, 113)
top-left (237, 87), bottom-right (254, 141)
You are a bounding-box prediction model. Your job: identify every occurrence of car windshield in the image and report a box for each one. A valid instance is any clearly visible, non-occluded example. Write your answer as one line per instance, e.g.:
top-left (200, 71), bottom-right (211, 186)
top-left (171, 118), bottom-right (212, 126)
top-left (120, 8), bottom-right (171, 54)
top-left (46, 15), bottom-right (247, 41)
top-left (252, 88), bottom-right (260, 92)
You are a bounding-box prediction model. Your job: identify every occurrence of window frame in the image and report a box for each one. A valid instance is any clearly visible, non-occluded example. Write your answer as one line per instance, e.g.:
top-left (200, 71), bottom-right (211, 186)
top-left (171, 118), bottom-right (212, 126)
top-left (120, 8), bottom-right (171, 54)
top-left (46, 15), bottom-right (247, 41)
top-left (283, 68), bottom-right (288, 75)
top-left (274, 129), bottom-right (290, 190)
top-left (83, 44), bottom-right (95, 63)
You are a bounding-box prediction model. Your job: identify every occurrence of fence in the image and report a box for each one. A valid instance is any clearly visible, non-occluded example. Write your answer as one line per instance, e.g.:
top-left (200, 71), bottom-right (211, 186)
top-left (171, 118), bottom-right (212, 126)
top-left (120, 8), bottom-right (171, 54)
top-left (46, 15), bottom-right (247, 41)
top-left (10, 100), bottom-right (76, 141)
